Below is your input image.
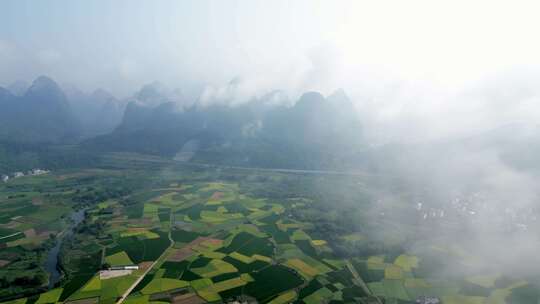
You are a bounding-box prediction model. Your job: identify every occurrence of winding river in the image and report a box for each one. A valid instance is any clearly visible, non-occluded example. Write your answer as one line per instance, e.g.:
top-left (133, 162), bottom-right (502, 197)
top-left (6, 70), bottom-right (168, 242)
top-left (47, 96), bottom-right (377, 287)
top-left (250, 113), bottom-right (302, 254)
top-left (45, 208), bottom-right (86, 289)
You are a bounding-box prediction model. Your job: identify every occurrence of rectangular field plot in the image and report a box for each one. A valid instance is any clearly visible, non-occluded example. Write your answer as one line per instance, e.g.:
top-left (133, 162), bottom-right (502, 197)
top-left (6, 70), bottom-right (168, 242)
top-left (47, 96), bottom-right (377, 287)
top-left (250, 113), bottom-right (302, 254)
top-left (243, 265), bottom-right (304, 302)
top-left (35, 288), bottom-right (63, 304)
top-left (394, 254), bottom-right (419, 272)
top-left (368, 279), bottom-right (410, 301)
top-left (158, 261), bottom-right (189, 279)
top-left (218, 232), bottom-right (275, 258)
top-left (285, 259), bottom-right (320, 279)
top-left (140, 278), bottom-right (189, 295)
top-left (171, 229), bottom-right (200, 243)
top-left (221, 256), bottom-right (269, 273)
top-left (107, 230), bottom-right (170, 263)
top-left (268, 290), bottom-right (297, 304)
top-left (105, 251), bottom-right (134, 266)
top-left (190, 259), bottom-right (237, 278)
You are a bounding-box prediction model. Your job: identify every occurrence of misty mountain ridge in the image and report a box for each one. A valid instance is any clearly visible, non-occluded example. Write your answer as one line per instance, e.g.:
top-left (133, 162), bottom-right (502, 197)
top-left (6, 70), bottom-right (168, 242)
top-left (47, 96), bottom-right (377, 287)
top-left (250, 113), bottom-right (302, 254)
top-left (7, 80), bottom-right (30, 96)
top-left (0, 75), bottom-right (364, 169)
top-left (0, 76), bottom-right (79, 143)
top-left (129, 81), bottom-right (185, 108)
top-left (87, 88), bottom-right (364, 169)
top-left (3, 75), bottom-right (540, 173)
top-left (0, 75), bottom-right (128, 143)
top-left (63, 84), bottom-right (125, 137)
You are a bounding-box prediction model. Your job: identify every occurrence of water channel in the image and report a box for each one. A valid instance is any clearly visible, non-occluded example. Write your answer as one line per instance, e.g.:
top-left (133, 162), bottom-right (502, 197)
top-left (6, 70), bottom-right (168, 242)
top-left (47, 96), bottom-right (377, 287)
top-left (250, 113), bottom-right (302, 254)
top-left (45, 208), bottom-right (86, 289)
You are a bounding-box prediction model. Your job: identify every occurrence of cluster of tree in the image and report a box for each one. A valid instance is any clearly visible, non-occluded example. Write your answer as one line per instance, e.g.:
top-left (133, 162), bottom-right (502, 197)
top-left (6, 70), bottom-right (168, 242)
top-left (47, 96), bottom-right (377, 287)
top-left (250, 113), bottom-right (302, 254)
top-left (75, 218), bottom-right (106, 236)
top-left (72, 186), bottom-right (131, 206)
top-left (0, 245), bottom-right (51, 301)
top-left (0, 275), bottom-right (46, 288)
top-left (0, 274), bottom-right (47, 303)
top-left (119, 196), bottom-right (138, 206)
top-left (0, 140), bottom-right (99, 173)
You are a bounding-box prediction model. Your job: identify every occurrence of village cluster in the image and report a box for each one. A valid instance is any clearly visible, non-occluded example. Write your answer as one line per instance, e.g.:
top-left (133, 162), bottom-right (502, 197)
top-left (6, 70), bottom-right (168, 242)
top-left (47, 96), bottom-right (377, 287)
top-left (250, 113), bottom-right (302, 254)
top-left (1, 168), bottom-right (50, 182)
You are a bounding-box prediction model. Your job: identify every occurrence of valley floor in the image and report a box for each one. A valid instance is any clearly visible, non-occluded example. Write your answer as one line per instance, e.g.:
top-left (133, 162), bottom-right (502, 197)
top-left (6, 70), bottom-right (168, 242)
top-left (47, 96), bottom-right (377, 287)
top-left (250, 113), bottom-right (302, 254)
top-left (0, 154), bottom-right (538, 304)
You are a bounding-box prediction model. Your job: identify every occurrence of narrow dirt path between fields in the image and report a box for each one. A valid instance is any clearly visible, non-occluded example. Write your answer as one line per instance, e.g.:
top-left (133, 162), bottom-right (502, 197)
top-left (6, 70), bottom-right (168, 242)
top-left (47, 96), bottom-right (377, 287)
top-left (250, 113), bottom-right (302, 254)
top-left (345, 259), bottom-right (383, 304)
top-left (115, 211), bottom-right (174, 304)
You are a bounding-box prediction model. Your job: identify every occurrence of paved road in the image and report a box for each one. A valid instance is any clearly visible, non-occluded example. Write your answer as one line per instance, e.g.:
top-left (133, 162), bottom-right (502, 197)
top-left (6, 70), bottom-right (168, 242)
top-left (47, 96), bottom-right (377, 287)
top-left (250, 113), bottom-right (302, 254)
top-left (115, 212), bottom-right (175, 304)
top-left (0, 232), bottom-right (22, 240)
top-left (176, 160), bottom-right (379, 177)
top-left (105, 152), bottom-right (376, 177)
top-left (345, 260), bottom-right (383, 304)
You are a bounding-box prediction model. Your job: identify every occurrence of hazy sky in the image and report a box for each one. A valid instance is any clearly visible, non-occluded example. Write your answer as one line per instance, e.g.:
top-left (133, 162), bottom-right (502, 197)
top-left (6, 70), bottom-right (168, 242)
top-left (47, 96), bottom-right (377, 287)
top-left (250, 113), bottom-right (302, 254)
top-left (2, 1), bottom-right (540, 272)
top-left (2, 0), bottom-right (540, 140)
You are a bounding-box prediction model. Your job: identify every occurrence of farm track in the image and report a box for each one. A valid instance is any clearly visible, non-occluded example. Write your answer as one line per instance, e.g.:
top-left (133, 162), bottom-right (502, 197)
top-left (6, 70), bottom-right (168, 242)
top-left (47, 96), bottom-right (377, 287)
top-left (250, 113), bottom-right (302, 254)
top-left (345, 260), bottom-right (383, 304)
top-left (115, 211), bottom-right (175, 304)
top-left (0, 232), bottom-right (22, 239)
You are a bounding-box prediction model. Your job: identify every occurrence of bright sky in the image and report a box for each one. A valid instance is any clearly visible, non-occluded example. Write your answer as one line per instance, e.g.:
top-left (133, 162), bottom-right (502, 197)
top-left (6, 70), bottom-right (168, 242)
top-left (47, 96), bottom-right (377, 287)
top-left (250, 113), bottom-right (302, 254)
top-left (2, 0), bottom-right (540, 140)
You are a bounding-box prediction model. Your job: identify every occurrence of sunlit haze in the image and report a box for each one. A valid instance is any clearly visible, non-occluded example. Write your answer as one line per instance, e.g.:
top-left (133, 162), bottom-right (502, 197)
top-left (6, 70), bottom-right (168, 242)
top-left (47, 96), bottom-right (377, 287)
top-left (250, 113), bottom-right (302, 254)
top-left (2, 2), bottom-right (540, 303)
top-left (2, 1), bottom-right (540, 141)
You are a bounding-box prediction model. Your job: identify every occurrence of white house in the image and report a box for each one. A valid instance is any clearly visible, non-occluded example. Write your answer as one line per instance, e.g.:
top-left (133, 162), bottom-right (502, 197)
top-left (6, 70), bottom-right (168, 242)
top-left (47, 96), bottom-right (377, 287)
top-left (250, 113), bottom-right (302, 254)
top-left (109, 265), bottom-right (139, 271)
top-left (416, 296), bottom-right (441, 304)
top-left (28, 169), bottom-right (49, 176)
top-left (1, 175), bottom-right (8, 182)
top-left (123, 265), bottom-right (139, 270)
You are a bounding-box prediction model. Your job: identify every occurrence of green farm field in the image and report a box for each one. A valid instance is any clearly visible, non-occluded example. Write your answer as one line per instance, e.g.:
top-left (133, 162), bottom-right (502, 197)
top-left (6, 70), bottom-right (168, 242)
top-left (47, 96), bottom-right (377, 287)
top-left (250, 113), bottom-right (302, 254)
top-left (1, 153), bottom-right (539, 304)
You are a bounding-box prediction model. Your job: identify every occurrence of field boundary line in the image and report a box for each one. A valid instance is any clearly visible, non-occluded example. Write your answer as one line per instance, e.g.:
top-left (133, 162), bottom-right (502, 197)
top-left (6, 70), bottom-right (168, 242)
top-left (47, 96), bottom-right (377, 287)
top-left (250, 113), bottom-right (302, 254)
top-left (115, 211), bottom-right (174, 304)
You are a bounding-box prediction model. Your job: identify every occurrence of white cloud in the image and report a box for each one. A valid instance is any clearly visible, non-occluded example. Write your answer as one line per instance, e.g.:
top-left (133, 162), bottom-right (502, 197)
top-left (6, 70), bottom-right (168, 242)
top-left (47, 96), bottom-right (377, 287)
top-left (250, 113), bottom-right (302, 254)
top-left (36, 49), bottom-right (61, 65)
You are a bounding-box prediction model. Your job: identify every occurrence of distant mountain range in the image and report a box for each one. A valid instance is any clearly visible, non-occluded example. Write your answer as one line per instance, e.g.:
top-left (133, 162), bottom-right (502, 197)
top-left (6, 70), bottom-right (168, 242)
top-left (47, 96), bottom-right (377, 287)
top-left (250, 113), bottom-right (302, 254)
top-left (0, 76), bottom-right (365, 169)
top-left (63, 85), bottom-right (125, 137)
top-left (0, 76), bottom-right (127, 143)
top-left (2, 76), bottom-right (540, 172)
top-left (0, 76), bottom-right (79, 143)
top-left (87, 88), bottom-right (364, 169)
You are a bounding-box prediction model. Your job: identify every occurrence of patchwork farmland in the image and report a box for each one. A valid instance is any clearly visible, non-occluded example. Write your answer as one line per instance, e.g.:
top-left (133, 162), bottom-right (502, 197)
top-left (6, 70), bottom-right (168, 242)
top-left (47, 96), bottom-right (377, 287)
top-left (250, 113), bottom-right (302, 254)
top-left (1, 156), bottom-right (539, 304)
